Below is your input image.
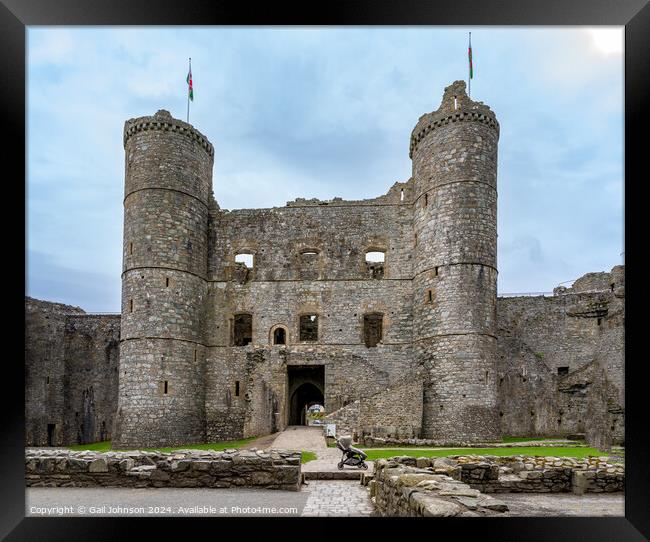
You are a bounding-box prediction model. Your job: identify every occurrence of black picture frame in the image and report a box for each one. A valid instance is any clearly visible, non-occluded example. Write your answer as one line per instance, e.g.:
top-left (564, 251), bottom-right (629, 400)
top-left (5, 0), bottom-right (648, 539)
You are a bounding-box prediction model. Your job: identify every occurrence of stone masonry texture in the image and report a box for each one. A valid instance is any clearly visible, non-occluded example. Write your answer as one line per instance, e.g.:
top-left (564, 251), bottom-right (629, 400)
top-left (24, 81), bottom-right (624, 448)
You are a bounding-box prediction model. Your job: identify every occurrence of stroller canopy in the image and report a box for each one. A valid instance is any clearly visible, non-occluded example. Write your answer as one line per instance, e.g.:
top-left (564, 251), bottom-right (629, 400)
top-left (338, 435), bottom-right (353, 449)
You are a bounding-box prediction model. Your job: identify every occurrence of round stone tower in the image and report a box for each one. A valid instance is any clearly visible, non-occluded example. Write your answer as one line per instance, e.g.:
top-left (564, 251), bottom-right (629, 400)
top-left (411, 80), bottom-right (500, 442)
top-left (112, 110), bottom-right (214, 448)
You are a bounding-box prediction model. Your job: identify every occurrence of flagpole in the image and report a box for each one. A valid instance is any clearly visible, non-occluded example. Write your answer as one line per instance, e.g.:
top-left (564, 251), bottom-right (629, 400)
top-left (187, 57), bottom-right (191, 123)
top-left (468, 33), bottom-right (471, 98)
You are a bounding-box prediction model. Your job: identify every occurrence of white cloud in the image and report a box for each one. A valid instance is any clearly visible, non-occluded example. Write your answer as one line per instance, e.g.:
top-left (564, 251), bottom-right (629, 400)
top-left (587, 27), bottom-right (624, 55)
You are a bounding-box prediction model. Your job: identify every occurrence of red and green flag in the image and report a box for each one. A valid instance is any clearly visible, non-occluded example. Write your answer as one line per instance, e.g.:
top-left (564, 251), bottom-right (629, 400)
top-left (468, 33), bottom-right (473, 79)
top-left (187, 61), bottom-right (194, 102)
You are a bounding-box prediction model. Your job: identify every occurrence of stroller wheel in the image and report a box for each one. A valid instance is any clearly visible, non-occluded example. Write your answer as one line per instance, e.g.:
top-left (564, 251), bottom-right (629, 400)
top-left (361, 462), bottom-right (369, 470)
top-left (337, 462), bottom-right (344, 470)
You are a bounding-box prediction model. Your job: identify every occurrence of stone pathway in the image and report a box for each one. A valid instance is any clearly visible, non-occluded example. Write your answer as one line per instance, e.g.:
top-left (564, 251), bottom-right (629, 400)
top-left (270, 426), bottom-right (374, 475)
top-left (270, 426), bottom-right (327, 453)
top-left (301, 481), bottom-right (374, 517)
top-left (497, 493), bottom-right (624, 517)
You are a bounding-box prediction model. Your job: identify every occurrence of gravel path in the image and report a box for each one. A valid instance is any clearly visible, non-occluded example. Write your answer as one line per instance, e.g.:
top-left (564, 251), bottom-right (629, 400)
top-left (497, 493), bottom-right (624, 516)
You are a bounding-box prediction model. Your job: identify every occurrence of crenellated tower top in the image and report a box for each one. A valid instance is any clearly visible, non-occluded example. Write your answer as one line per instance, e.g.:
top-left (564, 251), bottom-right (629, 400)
top-left (123, 109), bottom-right (214, 159)
top-left (409, 80), bottom-right (499, 159)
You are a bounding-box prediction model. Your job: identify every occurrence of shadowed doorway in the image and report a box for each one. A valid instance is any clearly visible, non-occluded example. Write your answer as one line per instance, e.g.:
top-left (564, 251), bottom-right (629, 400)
top-left (287, 365), bottom-right (324, 425)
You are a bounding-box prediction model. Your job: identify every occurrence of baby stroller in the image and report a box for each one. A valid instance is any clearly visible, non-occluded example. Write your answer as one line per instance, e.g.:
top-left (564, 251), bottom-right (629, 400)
top-left (336, 435), bottom-right (368, 470)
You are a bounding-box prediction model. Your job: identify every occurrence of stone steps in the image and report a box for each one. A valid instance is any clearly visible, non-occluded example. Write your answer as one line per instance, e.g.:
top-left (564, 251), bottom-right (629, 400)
top-left (303, 470), bottom-right (366, 480)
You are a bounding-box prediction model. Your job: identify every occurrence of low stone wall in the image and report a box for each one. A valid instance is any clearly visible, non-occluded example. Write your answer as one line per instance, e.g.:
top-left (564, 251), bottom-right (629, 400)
top-left (383, 455), bottom-right (624, 495)
top-left (371, 459), bottom-right (509, 517)
top-left (572, 470), bottom-right (624, 494)
top-left (25, 448), bottom-right (301, 491)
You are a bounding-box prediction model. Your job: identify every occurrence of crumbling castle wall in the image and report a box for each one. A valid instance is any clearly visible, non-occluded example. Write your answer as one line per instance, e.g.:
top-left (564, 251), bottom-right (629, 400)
top-left (496, 265), bottom-right (624, 443)
top-left (25, 297), bottom-right (119, 446)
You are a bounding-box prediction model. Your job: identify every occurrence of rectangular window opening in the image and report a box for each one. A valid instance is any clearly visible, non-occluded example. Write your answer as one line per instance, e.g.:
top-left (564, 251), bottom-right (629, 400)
top-left (428, 290), bottom-right (433, 303)
top-left (363, 313), bottom-right (383, 347)
top-left (299, 251), bottom-right (320, 280)
top-left (235, 381), bottom-right (240, 397)
top-left (235, 253), bottom-right (254, 269)
top-left (424, 193), bottom-right (428, 207)
top-left (300, 315), bottom-right (319, 342)
top-left (129, 242), bottom-right (133, 255)
top-left (232, 314), bottom-right (253, 346)
top-left (129, 299), bottom-right (133, 313)
top-left (166, 277), bottom-right (170, 287)
top-left (557, 366), bottom-right (569, 376)
top-left (163, 381), bottom-right (169, 394)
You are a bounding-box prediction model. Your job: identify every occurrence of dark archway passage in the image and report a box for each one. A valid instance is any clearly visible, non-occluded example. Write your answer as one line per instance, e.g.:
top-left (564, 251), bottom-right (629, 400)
top-left (287, 365), bottom-right (325, 425)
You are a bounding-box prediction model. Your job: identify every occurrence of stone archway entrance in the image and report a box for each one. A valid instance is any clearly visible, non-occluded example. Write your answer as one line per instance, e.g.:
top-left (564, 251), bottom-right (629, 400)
top-left (287, 365), bottom-right (325, 426)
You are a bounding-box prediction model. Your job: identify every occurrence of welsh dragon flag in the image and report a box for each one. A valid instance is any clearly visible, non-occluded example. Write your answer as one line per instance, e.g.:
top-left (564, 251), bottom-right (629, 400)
top-left (187, 63), bottom-right (194, 101)
top-left (468, 34), bottom-right (473, 79)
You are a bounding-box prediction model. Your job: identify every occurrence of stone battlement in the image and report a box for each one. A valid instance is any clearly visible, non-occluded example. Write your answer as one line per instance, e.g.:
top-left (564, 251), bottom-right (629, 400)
top-left (409, 80), bottom-right (499, 158)
top-left (123, 109), bottom-right (214, 158)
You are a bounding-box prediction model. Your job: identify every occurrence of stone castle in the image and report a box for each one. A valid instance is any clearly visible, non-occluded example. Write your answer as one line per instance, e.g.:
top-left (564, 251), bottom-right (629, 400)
top-left (25, 81), bottom-right (624, 449)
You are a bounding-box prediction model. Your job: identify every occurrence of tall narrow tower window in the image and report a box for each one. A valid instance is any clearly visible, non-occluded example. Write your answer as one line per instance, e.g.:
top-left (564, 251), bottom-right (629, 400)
top-left (400, 188), bottom-right (404, 201)
top-left (363, 313), bottom-right (383, 347)
top-left (232, 314), bottom-right (253, 346)
top-left (129, 299), bottom-right (133, 313)
top-left (129, 242), bottom-right (133, 255)
top-left (165, 277), bottom-right (170, 287)
top-left (424, 193), bottom-right (428, 207)
top-left (235, 381), bottom-right (240, 397)
top-left (163, 381), bottom-right (169, 394)
top-left (454, 96), bottom-right (458, 109)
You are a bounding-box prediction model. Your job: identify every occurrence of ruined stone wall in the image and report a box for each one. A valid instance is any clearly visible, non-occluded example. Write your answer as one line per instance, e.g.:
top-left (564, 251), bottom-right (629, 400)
top-left (323, 376), bottom-right (424, 440)
top-left (25, 298), bottom-right (83, 446)
top-left (371, 459), bottom-right (509, 517)
top-left (358, 378), bottom-right (423, 440)
top-left (203, 194), bottom-right (417, 439)
top-left (63, 315), bottom-right (120, 445)
top-left (25, 297), bottom-right (120, 446)
top-left (496, 265), bottom-right (624, 442)
top-left (25, 448), bottom-right (301, 491)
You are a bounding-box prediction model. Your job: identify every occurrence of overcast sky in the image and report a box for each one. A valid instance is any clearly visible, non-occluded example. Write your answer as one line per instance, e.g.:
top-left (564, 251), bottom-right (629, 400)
top-left (26, 27), bottom-right (624, 312)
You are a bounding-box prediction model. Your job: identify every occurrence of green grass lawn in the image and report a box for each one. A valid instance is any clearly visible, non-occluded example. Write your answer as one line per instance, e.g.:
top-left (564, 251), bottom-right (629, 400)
top-left (501, 436), bottom-right (563, 443)
top-left (301, 451), bottom-right (317, 464)
top-left (67, 437), bottom-right (258, 453)
top-left (361, 446), bottom-right (610, 461)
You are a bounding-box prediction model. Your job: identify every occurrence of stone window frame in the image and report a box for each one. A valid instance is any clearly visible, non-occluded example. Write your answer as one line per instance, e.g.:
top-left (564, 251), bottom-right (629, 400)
top-left (234, 249), bottom-right (257, 270)
top-left (298, 313), bottom-right (320, 343)
top-left (269, 323), bottom-right (289, 346)
top-left (364, 245), bottom-right (387, 279)
top-left (362, 311), bottom-right (385, 348)
top-left (297, 247), bottom-right (323, 280)
top-left (230, 311), bottom-right (254, 347)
